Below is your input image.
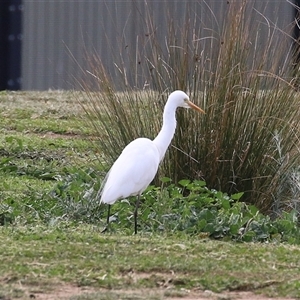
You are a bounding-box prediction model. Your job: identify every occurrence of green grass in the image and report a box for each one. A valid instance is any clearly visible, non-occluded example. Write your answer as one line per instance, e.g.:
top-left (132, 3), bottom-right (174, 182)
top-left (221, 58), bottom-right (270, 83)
top-left (0, 225), bottom-right (300, 298)
top-left (0, 90), bottom-right (93, 135)
top-left (0, 91), bottom-right (99, 227)
top-left (0, 91), bottom-right (300, 299)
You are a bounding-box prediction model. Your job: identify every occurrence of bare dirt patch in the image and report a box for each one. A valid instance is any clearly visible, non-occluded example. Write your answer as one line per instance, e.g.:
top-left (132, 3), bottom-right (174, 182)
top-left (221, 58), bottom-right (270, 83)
top-left (3, 284), bottom-right (297, 300)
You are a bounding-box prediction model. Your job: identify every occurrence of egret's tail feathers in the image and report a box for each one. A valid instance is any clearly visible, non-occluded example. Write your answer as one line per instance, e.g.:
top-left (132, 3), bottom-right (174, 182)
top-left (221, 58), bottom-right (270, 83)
top-left (97, 170), bottom-right (110, 204)
top-left (96, 189), bottom-right (103, 204)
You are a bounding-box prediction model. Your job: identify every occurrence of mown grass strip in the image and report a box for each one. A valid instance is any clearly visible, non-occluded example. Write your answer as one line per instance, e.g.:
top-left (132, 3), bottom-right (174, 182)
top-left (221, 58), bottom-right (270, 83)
top-left (0, 225), bottom-right (300, 298)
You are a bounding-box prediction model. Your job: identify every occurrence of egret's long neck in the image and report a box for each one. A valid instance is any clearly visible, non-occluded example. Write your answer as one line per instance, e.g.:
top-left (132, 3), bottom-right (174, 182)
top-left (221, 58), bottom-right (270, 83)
top-left (153, 101), bottom-right (177, 161)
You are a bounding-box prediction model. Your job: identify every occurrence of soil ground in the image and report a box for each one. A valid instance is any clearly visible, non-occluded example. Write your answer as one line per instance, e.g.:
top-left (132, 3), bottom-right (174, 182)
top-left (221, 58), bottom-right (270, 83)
top-left (5, 284), bottom-right (297, 300)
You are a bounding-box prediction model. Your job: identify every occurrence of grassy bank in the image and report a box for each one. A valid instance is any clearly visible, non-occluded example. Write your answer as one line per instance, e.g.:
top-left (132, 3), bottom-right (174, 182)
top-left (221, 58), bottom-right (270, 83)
top-left (1, 225), bottom-right (300, 299)
top-left (0, 91), bottom-right (299, 299)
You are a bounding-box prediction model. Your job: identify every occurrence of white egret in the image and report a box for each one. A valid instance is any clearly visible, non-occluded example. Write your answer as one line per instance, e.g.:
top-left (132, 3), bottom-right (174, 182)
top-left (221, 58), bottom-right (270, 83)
top-left (99, 90), bottom-right (205, 234)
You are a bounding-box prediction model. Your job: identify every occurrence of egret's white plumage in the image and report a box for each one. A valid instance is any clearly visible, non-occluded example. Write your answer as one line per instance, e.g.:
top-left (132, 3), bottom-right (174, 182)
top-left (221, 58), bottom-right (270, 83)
top-left (99, 90), bottom-right (204, 233)
top-left (100, 138), bottom-right (160, 204)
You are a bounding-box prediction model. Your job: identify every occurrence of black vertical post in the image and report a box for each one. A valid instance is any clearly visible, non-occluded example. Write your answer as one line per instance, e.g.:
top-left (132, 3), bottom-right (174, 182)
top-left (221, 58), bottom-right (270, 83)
top-left (0, 0), bottom-right (22, 90)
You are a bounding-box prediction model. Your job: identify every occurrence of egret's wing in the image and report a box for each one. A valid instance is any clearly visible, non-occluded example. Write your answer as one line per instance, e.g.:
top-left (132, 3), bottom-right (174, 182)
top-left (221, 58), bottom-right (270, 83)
top-left (100, 138), bottom-right (160, 204)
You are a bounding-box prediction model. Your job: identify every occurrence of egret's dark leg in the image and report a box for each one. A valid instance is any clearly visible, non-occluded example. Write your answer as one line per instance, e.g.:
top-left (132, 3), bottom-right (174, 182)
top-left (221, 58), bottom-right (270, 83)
top-left (106, 205), bottom-right (111, 225)
top-left (101, 205), bottom-right (111, 233)
top-left (134, 195), bottom-right (140, 234)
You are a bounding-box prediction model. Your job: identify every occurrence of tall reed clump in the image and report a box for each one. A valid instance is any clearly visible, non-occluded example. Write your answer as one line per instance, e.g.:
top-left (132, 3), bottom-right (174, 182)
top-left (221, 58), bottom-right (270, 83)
top-left (80, 1), bottom-right (300, 215)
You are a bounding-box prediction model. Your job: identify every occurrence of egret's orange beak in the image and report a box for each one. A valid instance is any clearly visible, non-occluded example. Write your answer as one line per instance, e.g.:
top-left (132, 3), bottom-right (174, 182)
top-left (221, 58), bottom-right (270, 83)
top-left (187, 100), bottom-right (205, 114)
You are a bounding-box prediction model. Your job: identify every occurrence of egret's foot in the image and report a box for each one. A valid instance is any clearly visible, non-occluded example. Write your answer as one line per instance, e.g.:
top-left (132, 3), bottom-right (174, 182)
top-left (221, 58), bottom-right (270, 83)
top-left (101, 226), bottom-right (109, 233)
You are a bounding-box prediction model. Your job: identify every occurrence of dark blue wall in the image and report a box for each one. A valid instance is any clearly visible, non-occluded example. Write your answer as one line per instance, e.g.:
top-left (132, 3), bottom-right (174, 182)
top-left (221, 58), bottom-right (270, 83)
top-left (0, 0), bottom-right (22, 90)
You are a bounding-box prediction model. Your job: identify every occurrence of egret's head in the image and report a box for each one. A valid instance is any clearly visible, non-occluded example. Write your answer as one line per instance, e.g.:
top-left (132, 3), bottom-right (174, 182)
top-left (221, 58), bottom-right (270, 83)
top-left (169, 90), bottom-right (205, 113)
